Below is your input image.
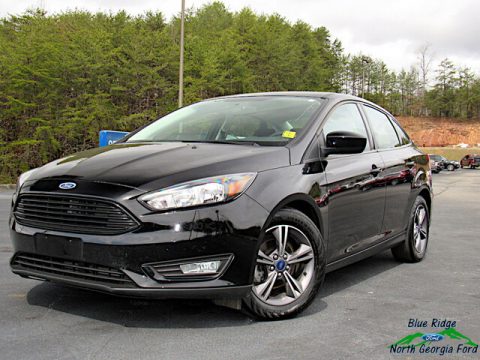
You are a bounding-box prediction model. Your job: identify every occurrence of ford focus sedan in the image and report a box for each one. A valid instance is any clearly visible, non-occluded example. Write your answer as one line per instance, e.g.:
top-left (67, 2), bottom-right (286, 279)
top-left (9, 92), bottom-right (432, 319)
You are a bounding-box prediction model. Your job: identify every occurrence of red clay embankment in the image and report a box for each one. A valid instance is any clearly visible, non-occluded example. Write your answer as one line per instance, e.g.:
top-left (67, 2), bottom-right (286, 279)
top-left (397, 117), bottom-right (480, 147)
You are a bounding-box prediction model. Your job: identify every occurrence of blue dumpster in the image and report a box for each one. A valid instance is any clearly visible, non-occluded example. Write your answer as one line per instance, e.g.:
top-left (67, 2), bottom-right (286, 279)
top-left (99, 130), bottom-right (129, 147)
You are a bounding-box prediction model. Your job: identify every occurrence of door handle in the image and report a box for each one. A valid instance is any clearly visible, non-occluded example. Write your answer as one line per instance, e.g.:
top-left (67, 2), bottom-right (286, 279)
top-left (370, 165), bottom-right (382, 176)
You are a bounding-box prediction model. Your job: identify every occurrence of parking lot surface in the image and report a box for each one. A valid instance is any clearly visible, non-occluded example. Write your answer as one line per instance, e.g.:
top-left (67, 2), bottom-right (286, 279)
top-left (0, 170), bottom-right (479, 360)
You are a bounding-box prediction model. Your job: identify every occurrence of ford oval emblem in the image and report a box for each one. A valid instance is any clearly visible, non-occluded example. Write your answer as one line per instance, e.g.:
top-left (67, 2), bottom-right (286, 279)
top-left (422, 333), bottom-right (444, 342)
top-left (59, 182), bottom-right (77, 190)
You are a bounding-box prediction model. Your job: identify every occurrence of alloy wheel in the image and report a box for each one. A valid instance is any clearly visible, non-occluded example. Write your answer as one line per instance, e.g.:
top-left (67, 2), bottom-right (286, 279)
top-left (253, 225), bottom-right (315, 306)
top-left (413, 205), bottom-right (428, 254)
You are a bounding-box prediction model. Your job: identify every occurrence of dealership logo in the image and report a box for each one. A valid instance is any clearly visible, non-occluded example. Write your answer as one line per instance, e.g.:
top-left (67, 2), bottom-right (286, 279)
top-left (389, 319), bottom-right (478, 356)
top-left (422, 333), bottom-right (444, 342)
top-left (59, 182), bottom-right (77, 190)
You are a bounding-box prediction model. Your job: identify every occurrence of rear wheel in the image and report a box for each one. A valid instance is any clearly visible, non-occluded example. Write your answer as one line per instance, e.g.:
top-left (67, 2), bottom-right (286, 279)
top-left (447, 164), bottom-right (455, 171)
top-left (392, 196), bottom-right (429, 262)
top-left (243, 208), bottom-right (325, 320)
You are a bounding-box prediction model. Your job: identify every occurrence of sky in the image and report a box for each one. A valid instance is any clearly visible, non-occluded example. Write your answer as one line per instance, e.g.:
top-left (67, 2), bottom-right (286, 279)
top-left (1, 0), bottom-right (479, 73)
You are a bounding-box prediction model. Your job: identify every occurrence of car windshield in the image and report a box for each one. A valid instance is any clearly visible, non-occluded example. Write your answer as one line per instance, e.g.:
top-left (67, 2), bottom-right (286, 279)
top-left (126, 96), bottom-right (324, 146)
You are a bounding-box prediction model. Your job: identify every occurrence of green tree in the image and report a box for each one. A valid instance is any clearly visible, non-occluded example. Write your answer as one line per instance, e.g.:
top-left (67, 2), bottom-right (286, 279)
top-left (1, 4), bottom-right (479, 183)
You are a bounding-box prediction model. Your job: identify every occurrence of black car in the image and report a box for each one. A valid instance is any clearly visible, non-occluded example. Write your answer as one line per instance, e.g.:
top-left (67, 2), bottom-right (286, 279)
top-left (429, 154), bottom-right (460, 171)
top-left (10, 92), bottom-right (433, 319)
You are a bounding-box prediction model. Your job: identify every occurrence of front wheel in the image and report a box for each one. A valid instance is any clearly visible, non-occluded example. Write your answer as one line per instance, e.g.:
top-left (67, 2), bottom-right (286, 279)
top-left (447, 164), bottom-right (455, 171)
top-left (243, 208), bottom-right (325, 320)
top-left (391, 196), bottom-right (430, 262)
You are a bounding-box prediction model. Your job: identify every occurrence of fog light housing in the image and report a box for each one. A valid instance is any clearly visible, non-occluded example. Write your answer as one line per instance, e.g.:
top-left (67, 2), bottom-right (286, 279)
top-left (142, 254), bottom-right (234, 282)
top-left (180, 261), bottom-right (221, 274)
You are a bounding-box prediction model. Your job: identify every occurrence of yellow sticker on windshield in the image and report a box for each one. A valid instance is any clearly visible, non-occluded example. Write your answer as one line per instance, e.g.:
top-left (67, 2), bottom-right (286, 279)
top-left (282, 130), bottom-right (296, 139)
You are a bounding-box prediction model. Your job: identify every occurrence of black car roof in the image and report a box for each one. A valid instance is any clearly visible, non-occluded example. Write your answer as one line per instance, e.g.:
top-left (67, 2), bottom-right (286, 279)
top-left (211, 91), bottom-right (357, 101)
top-left (206, 91), bottom-right (385, 110)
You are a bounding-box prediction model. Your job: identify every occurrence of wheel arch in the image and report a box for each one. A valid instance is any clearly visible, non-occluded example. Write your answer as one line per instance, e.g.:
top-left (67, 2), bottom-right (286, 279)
top-left (265, 194), bottom-right (324, 236)
top-left (418, 187), bottom-right (432, 215)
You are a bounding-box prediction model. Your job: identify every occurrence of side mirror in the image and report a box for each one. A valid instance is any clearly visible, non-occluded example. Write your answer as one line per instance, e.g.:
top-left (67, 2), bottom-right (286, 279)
top-left (322, 131), bottom-right (367, 156)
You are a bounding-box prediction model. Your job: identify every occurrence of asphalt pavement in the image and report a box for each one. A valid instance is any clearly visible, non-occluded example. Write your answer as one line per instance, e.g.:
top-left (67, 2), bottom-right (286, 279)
top-left (0, 169), bottom-right (479, 360)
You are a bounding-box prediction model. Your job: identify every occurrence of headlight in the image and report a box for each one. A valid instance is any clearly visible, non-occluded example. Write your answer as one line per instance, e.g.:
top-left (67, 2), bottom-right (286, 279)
top-left (139, 173), bottom-right (256, 211)
top-left (16, 168), bottom-right (37, 192)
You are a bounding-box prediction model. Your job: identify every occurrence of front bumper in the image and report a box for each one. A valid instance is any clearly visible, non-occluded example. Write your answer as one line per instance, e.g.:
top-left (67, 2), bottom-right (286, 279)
top-left (11, 265), bottom-right (251, 299)
top-left (9, 190), bottom-right (269, 299)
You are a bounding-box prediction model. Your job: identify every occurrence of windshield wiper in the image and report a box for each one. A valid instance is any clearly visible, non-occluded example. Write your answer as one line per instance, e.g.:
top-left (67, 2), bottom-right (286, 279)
top-left (125, 139), bottom-right (261, 146)
top-left (180, 140), bottom-right (261, 146)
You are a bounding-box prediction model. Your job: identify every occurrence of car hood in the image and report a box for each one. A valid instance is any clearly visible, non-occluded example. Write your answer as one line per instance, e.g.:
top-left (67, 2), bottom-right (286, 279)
top-left (28, 142), bottom-right (290, 191)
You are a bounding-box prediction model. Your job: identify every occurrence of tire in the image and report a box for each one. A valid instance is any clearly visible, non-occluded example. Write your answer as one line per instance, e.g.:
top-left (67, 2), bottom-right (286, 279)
top-left (447, 164), bottom-right (455, 171)
top-left (391, 196), bottom-right (430, 262)
top-left (243, 208), bottom-right (326, 320)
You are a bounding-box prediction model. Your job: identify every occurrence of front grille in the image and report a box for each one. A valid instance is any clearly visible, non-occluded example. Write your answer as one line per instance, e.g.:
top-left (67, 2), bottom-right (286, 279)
top-left (14, 193), bottom-right (139, 235)
top-left (11, 253), bottom-right (135, 287)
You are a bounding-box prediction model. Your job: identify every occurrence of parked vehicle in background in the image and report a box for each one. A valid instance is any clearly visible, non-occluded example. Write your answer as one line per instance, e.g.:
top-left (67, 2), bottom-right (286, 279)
top-left (429, 157), bottom-right (442, 173)
top-left (460, 154), bottom-right (480, 169)
top-left (429, 154), bottom-right (460, 171)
